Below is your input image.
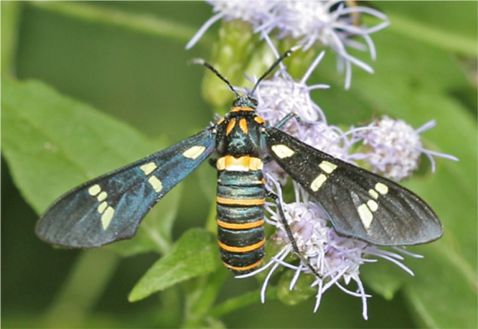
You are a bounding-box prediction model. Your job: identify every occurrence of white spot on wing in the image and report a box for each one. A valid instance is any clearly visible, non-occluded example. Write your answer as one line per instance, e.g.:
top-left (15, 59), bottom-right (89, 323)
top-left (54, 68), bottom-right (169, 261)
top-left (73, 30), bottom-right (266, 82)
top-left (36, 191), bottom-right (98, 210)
top-left (88, 184), bottom-right (101, 196)
top-left (97, 191), bottom-right (107, 202)
top-left (367, 200), bottom-right (378, 212)
top-left (310, 174), bottom-right (327, 192)
top-left (319, 161), bottom-right (337, 174)
top-left (140, 162), bottom-right (157, 175)
top-left (358, 204), bottom-right (373, 229)
top-left (375, 183), bottom-right (389, 195)
top-left (183, 146), bottom-right (206, 159)
top-left (97, 201), bottom-right (107, 213)
top-left (271, 144), bottom-right (295, 158)
top-left (101, 206), bottom-right (115, 230)
top-left (148, 176), bottom-right (163, 192)
top-left (368, 189), bottom-right (379, 199)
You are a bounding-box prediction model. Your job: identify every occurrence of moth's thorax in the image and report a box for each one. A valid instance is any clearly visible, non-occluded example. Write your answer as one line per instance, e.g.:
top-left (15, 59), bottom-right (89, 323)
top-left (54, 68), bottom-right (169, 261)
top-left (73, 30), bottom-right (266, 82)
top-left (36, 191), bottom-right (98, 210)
top-left (215, 107), bottom-right (266, 157)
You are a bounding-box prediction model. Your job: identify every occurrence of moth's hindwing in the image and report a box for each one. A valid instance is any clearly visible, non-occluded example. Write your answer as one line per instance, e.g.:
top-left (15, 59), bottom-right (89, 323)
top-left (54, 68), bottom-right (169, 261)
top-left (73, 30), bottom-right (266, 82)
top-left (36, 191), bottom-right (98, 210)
top-left (265, 127), bottom-right (442, 246)
top-left (36, 128), bottom-right (216, 248)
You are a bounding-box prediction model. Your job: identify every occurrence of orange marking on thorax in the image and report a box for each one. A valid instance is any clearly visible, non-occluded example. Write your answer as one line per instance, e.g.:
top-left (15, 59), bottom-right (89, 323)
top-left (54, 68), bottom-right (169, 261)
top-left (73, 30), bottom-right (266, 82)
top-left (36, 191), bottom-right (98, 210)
top-left (254, 116), bottom-right (265, 124)
top-left (231, 107), bottom-right (254, 112)
top-left (239, 118), bottom-right (249, 134)
top-left (226, 118), bottom-right (236, 135)
top-left (216, 155), bottom-right (263, 171)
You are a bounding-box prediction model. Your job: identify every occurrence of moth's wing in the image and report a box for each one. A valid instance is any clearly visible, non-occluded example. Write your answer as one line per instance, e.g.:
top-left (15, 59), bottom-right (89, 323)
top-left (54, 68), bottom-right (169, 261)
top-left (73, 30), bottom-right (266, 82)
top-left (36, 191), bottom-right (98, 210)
top-left (265, 127), bottom-right (442, 246)
top-left (36, 128), bottom-right (216, 248)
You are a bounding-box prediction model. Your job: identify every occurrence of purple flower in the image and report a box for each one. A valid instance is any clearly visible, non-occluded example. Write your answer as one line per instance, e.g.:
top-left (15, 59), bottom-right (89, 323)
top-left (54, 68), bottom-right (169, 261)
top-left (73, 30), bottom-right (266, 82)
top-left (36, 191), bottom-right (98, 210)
top-left (187, 0), bottom-right (389, 88)
top-left (238, 178), bottom-right (422, 320)
top-left (350, 116), bottom-right (458, 181)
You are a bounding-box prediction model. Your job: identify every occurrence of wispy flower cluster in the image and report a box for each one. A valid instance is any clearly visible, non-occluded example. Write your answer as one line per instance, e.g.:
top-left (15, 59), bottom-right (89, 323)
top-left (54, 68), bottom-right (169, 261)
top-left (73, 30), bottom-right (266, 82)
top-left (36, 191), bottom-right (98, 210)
top-left (238, 52), bottom-right (456, 319)
top-left (187, 0), bottom-right (389, 88)
top-left (239, 183), bottom-right (422, 319)
top-left (351, 117), bottom-right (458, 181)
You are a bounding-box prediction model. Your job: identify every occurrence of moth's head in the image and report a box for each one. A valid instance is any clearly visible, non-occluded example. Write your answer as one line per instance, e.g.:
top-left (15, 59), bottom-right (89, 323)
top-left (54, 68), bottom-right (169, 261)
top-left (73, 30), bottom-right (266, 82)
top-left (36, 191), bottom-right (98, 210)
top-left (232, 95), bottom-right (258, 109)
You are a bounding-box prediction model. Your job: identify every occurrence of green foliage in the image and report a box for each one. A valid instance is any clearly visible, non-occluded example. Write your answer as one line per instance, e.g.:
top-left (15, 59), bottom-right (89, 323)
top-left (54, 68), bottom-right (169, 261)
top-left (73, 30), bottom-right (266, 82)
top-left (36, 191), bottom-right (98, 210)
top-left (129, 228), bottom-right (220, 302)
top-left (2, 1), bottom-right (476, 329)
top-left (2, 79), bottom-right (156, 213)
top-left (276, 270), bottom-right (316, 305)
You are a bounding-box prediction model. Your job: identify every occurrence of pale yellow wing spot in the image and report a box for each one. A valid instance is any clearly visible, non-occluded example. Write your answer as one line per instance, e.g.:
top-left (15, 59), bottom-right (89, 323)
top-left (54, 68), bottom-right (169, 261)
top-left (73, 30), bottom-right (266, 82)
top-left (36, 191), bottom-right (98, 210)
top-left (140, 162), bottom-right (157, 175)
top-left (319, 161), bottom-right (337, 174)
top-left (310, 174), bottom-right (327, 192)
top-left (88, 184), bottom-right (101, 196)
top-left (357, 204), bottom-right (374, 229)
top-left (97, 201), bottom-right (108, 214)
top-left (367, 200), bottom-right (379, 212)
top-left (368, 189), bottom-right (379, 199)
top-left (375, 182), bottom-right (389, 195)
top-left (183, 146), bottom-right (206, 160)
top-left (148, 176), bottom-right (163, 192)
top-left (101, 206), bottom-right (115, 230)
top-left (97, 191), bottom-right (107, 202)
top-left (271, 144), bottom-right (295, 158)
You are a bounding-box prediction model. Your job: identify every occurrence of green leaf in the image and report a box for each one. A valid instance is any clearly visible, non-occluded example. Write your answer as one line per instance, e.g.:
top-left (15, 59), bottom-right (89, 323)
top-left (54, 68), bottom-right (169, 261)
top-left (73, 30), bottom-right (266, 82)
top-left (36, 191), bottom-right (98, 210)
top-left (385, 13), bottom-right (477, 57)
top-left (2, 79), bottom-right (181, 255)
top-left (128, 228), bottom-right (220, 302)
top-left (403, 247), bottom-right (477, 328)
top-left (379, 2), bottom-right (477, 56)
top-left (2, 79), bottom-right (155, 213)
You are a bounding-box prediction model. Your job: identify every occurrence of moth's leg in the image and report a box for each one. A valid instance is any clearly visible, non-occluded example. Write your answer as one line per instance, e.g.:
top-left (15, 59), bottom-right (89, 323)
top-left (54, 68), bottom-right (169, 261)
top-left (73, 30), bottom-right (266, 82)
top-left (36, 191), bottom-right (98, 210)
top-left (208, 157), bottom-right (218, 168)
top-left (266, 189), bottom-right (322, 279)
top-left (274, 113), bottom-right (300, 129)
top-left (213, 113), bottom-right (223, 122)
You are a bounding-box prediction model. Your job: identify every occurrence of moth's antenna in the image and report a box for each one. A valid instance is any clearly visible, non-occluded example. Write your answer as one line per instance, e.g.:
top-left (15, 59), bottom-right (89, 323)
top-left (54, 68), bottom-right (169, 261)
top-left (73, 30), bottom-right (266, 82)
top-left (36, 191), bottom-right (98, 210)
top-left (191, 59), bottom-right (240, 98)
top-left (249, 46), bottom-right (300, 96)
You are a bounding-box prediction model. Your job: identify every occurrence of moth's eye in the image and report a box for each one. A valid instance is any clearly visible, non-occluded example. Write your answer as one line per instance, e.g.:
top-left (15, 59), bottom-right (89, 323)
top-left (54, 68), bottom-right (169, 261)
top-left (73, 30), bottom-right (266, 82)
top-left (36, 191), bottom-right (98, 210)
top-left (250, 98), bottom-right (258, 106)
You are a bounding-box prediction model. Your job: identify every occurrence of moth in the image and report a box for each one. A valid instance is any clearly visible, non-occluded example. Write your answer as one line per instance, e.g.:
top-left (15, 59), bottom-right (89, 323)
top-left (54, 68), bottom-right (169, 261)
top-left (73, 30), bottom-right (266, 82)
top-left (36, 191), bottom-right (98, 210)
top-left (36, 50), bottom-right (442, 274)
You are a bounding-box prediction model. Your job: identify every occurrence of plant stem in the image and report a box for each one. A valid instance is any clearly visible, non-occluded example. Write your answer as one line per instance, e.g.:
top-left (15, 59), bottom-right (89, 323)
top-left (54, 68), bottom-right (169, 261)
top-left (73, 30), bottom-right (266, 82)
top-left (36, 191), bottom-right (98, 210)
top-left (42, 250), bottom-right (119, 327)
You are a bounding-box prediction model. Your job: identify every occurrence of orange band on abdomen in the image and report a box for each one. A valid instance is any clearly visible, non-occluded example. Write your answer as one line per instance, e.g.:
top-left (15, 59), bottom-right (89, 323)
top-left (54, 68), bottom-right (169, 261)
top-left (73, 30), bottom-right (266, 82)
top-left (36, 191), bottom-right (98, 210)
top-left (216, 196), bottom-right (265, 206)
top-left (217, 219), bottom-right (264, 230)
top-left (218, 239), bottom-right (265, 253)
top-left (223, 259), bottom-right (262, 272)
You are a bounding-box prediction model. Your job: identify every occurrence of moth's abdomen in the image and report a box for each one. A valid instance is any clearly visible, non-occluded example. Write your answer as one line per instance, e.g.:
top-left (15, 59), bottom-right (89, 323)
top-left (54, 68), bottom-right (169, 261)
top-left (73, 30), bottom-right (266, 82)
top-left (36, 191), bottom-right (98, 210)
top-left (216, 156), bottom-right (265, 274)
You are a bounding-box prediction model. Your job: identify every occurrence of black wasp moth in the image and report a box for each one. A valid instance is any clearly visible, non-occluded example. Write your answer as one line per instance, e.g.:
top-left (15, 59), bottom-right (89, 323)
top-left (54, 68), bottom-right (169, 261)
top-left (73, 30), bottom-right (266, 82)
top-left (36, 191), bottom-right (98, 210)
top-left (36, 49), bottom-right (443, 274)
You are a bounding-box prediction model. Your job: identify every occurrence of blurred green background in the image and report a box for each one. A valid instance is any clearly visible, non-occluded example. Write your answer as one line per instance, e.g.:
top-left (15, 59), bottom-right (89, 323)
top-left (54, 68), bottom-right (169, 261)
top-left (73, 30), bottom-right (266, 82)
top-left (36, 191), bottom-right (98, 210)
top-left (2, 1), bottom-right (477, 328)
